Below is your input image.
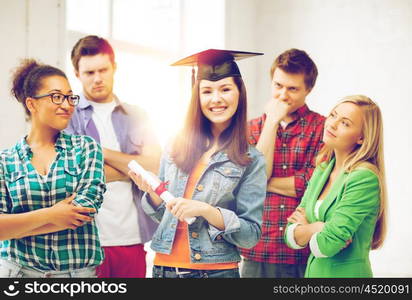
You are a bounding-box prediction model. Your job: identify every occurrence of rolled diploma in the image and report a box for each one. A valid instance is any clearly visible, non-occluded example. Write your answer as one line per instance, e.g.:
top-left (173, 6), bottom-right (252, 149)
top-left (128, 160), bottom-right (196, 225)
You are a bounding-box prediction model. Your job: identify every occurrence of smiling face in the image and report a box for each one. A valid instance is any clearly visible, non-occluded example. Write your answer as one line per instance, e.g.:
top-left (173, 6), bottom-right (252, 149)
top-left (76, 53), bottom-right (116, 103)
top-left (199, 77), bottom-right (240, 136)
top-left (323, 102), bottom-right (364, 153)
top-left (27, 75), bottom-right (75, 131)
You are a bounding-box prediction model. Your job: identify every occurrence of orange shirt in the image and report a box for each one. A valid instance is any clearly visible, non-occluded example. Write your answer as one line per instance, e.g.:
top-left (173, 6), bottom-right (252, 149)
top-left (154, 161), bottom-right (238, 270)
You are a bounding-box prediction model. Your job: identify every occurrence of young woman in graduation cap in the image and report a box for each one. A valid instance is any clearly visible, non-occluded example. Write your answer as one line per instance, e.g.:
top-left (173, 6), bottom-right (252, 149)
top-left (129, 49), bottom-right (267, 278)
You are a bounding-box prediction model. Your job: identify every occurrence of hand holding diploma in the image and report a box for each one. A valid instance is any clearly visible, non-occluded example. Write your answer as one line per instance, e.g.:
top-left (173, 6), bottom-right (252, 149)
top-left (128, 160), bottom-right (196, 225)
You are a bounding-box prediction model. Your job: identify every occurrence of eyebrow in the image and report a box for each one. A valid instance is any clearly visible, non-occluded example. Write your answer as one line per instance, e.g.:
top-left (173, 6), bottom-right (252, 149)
top-left (333, 110), bottom-right (354, 123)
top-left (273, 81), bottom-right (299, 89)
top-left (220, 83), bottom-right (234, 88)
top-left (46, 89), bottom-right (73, 94)
top-left (82, 69), bottom-right (95, 74)
top-left (83, 65), bottom-right (109, 73)
top-left (200, 83), bottom-right (234, 89)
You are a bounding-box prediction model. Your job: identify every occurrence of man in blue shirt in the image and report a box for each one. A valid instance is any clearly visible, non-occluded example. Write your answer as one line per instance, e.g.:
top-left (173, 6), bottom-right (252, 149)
top-left (66, 35), bottom-right (161, 278)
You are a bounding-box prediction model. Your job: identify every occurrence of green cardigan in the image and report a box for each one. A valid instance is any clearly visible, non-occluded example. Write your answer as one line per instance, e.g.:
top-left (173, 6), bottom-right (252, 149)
top-left (285, 159), bottom-right (380, 278)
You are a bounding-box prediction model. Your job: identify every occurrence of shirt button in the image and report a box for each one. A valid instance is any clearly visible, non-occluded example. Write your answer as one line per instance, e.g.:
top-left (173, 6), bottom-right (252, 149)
top-left (279, 227), bottom-right (284, 231)
top-left (196, 184), bottom-right (204, 192)
top-left (282, 165), bottom-right (287, 170)
top-left (280, 204), bottom-right (285, 209)
top-left (191, 232), bottom-right (199, 238)
top-left (194, 253), bottom-right (202, 260)
top-left (283, 143), bottom-right (287, 147)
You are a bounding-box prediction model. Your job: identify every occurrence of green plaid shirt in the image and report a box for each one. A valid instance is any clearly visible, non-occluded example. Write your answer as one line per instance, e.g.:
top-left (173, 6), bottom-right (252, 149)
top-left (0, 132), bottom-right (106, 271)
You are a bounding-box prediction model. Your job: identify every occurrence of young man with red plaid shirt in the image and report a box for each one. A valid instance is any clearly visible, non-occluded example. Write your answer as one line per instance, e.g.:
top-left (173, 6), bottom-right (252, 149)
top-left (240, 49), bottom-right (325, 278)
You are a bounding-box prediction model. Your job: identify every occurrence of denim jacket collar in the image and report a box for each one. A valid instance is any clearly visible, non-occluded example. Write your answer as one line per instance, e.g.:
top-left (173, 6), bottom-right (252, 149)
top-left (209, 147), bottom-right (255, 166)
top-left (209, 151), bottom-right (229, 165)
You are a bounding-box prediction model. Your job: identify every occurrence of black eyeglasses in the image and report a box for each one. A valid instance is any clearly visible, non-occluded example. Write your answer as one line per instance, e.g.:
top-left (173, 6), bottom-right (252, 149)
top-left (32, 92), bottom-right (80, 106)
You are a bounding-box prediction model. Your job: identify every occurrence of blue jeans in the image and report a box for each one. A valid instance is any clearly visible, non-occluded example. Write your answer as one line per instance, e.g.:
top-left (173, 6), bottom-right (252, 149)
top-left (152, 265), bottom-right (240, 278)
top-left (0, 259), bottom-right (97, 278)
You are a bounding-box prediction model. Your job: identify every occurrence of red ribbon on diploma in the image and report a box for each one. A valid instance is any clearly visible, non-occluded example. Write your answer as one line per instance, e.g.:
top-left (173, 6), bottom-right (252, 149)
top-left (154, 181), bottom-right (169, 196)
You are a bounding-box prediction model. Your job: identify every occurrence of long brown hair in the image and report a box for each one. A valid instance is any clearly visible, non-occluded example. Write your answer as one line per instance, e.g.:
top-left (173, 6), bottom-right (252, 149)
top-left (171, 76), bottom-right (251, 174)
top-left (316, 95), bottom-right (387, 249)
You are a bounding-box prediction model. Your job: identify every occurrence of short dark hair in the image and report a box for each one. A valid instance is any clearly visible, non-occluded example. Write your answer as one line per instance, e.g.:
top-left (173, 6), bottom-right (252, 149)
top-left (270, 48), bottom-right (318, 91)
top-left (71, 35), bottom-right (115, 72)
top-left (11, 58), bottom-right (67, 117)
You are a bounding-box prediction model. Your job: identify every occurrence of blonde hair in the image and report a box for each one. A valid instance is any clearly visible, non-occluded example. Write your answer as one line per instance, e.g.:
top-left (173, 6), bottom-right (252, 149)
top-left (316, 95), bottom-right (387, 249)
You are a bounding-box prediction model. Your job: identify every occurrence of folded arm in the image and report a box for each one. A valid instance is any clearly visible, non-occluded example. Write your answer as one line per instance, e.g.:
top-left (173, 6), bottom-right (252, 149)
top-left (103, 142), bottom-right (161, 176)
top-left (0, 196), bottom-right (96, 240)
top-left (72, 138), bottom-right (106, 213)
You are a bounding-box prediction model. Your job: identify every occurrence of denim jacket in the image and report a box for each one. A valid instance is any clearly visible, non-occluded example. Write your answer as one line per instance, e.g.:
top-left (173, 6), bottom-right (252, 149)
top-left (141, 146), bottom-right (267, 264)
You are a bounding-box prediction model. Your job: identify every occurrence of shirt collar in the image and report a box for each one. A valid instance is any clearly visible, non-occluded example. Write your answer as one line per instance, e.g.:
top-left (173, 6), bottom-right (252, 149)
top-left (55, 132), bottom-right (70, 150)
top-left (280, 104), bottom-right (311, 128)
top-left (209, 145), bottom-right (254, 165)
top-left (16, 136), bottom-right (32, 160)
top-left (291, 104), bottom-right (310, 120)
top-left (16, 132), bottom-right (69, 160)
top-left (78, 92), bottom-right (127, 114)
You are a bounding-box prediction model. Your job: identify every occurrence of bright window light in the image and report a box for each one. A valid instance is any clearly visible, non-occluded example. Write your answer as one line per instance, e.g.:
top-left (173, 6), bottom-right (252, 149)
top-left (65, 0), bottom-right (224, 149)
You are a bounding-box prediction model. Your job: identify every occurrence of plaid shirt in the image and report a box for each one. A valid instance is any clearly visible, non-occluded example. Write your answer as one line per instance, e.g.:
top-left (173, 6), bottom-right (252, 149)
top-left (0, 132), bottom-right (106, 271)
top-left (240, 104), bottom-right (325, 264)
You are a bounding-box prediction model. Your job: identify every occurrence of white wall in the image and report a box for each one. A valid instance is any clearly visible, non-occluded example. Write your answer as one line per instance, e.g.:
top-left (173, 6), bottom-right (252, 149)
top-left (0, 0), bottom-right (65, 149)
top-left (0, 0), bottom-right (27, 149)
top-left (226, 0), bottom-right (412, 277)
top-left (224, 0), bottom-right (261, 118)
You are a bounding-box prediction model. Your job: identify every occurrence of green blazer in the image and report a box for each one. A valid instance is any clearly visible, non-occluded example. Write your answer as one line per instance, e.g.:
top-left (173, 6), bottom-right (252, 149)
top-left (285, 158), bottom-right (380, 278)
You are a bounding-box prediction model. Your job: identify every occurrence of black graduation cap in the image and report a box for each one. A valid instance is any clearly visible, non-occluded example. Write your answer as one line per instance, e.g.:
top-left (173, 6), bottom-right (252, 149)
top-left (171, 49), bottom-right (263, 86)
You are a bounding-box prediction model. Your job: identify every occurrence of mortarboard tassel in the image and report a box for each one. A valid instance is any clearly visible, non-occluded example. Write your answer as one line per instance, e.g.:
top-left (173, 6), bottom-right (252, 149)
top-left (191, 66), bottom-right (195, 87)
